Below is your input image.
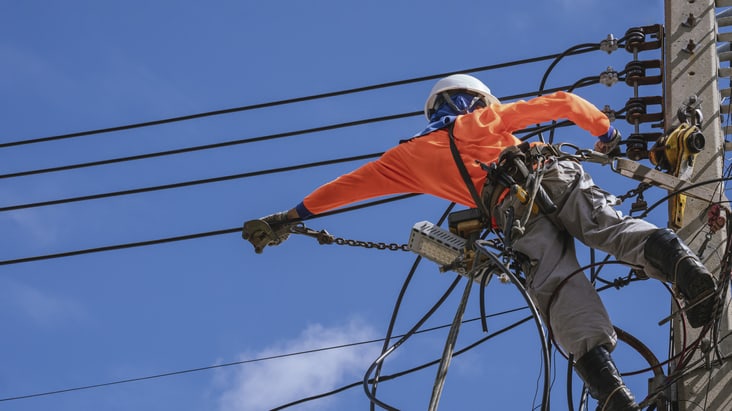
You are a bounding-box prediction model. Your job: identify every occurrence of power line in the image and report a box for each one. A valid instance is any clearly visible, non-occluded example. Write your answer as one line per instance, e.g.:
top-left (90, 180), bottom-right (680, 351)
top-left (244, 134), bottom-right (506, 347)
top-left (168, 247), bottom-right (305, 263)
top-left (276, 314), bottom-right (536, 411)
top-left (0, 81), bottom-right (601, 213)
top-left (0, 152), bottom-right (385, 212)
top-left (0, 307), bottom-right (529, 403)
top-left (2, 81), bottom-right (599, 180)
top-left (0, 112), bottom-right (416, 180)
top-left (1, 48), bottom-right (599, 149)
top-left (0, 193), bottom-right (420, 266)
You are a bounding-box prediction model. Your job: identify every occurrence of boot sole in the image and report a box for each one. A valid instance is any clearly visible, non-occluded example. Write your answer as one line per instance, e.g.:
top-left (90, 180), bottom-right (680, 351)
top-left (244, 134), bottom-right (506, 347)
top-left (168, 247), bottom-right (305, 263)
top-left (682, 273), bottom-right (717, 328)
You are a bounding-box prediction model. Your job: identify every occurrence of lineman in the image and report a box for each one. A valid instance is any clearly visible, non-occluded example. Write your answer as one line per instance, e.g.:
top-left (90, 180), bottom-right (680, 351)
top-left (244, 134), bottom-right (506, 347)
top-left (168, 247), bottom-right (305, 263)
top-left (244, 74), bottom-right (719, 410)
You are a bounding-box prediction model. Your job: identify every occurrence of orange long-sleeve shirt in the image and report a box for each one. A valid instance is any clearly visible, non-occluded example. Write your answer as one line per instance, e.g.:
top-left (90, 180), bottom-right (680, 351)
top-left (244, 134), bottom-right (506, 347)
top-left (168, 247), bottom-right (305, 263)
top-left (297, 91), bottom-right (610, 217)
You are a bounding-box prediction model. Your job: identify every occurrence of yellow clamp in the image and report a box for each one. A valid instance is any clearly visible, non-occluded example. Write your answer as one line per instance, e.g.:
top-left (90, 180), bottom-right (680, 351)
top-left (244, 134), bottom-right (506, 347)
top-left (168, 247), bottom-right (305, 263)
top-left (649, 122), bottom-right (705, 229)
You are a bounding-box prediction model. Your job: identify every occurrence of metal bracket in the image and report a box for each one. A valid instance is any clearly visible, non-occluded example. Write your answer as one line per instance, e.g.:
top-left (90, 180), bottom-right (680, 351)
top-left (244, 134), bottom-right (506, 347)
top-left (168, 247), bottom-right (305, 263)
top-left (614, 158), bottom-right (717, 201)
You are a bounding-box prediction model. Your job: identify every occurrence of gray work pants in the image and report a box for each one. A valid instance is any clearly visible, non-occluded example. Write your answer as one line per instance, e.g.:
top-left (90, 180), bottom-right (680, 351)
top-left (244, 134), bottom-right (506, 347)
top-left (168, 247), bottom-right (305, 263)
top-left (494, 159), bottom-right (662, 357)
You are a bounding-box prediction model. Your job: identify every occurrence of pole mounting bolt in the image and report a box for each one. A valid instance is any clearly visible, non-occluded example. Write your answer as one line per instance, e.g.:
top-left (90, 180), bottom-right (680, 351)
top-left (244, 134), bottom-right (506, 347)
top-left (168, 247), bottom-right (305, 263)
top-left (682, 13), bottom-right (696, 28)
top-left (683, 39), bottom-right (696, 54)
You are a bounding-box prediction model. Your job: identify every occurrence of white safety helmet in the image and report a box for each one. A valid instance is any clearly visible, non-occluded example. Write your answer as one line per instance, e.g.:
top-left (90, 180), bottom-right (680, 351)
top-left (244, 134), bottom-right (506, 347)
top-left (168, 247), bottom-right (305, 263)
top-left (423, 74), bottom-right (500, 120)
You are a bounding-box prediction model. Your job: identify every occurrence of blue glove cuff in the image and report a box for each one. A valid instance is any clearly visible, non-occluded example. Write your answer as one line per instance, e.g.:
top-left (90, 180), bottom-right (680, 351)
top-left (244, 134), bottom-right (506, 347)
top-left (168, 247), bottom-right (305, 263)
top-left (597, 126), bottom-right (616, 143)
top-left (295, 201), bottom-right (313, 219)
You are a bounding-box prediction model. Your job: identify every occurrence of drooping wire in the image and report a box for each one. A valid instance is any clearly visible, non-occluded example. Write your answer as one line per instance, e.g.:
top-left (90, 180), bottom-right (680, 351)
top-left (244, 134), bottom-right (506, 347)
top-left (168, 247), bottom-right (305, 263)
top-left (362, 275), bottom-right (462, 411)
top-left (535, 41), bottom-right (603, 144)
top-left (3, 35), bottom-right (678, 411)
top-left (275, 314), bottom-right (535, 411)
top-left (369, 202), bottom-right (456, 411)
top-left (537, 43), bottom-right (604, 96)
top-left (0, 306), bottom-right (529, 404)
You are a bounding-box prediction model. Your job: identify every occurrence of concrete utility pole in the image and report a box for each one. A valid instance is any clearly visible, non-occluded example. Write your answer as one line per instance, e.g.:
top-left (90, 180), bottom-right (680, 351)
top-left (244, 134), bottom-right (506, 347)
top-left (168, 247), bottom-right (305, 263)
top-left (664, 0), bottom-right (732, 409)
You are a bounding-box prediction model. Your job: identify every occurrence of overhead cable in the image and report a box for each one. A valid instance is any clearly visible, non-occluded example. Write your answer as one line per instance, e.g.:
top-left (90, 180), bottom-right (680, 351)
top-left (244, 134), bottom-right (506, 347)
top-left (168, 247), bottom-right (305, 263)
top-left (0, 193), bottom-right (420, 266)
top-left (1, 48), bottom-right (600, 149)
top-left (2, 81), bottom-right (599, 180)
top-left (0, 112), bottom-right (415, 179)
top-left (0, 153), bottom-right (386, 212)
top-left (370, 203), bottom-right (456, 411)
top-left (0, 307), bottom-right (529, 403)
top-left (0, 81), bottom-right (601, 213)
top-left (277, 315), bottom-right (534, 411)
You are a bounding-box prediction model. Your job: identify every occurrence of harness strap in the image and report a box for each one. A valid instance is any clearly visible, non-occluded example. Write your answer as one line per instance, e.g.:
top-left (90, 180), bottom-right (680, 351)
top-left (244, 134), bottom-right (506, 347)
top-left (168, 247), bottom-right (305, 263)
top-left (446, 123), bottom-right (491, 224)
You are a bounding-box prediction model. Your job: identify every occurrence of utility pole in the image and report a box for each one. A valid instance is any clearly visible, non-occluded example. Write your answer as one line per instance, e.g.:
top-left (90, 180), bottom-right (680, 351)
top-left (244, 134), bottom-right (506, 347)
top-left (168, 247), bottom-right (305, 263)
top-left (664, 1), bottom-right (732, 409)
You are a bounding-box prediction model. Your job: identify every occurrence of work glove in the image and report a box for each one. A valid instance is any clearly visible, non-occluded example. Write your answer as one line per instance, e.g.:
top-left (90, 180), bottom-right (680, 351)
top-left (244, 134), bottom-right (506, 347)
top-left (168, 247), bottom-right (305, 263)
top-left (593, 126), bottom-right (621, 155)
top-left (242, 210), bottom-right (295, 253)
top-left (261, 211), bottom-right (294, 241)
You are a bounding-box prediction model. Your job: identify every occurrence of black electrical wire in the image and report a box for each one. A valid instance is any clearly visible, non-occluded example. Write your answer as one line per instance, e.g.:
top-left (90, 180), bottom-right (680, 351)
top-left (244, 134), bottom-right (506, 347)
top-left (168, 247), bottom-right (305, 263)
top-left (369, 202), bottom-right (456, 411)
top-left (3, 81), bottom-right (598, 181)
top-left (638, 176), bottom-right (732, 219)
top-left (0, 93), bottom-right (658, 266)
top-left (0, 112), bottom-right (416, 180)
top-left (0, 306), bottom-right (530, 404)
top-left (0, 152), bottom-right (385, 212)
top-left (538, 43), bottom-right (602, 96)
top-left (2, 47), bottom-right (600, 149)
top-left (369, 254), bottom-right (424, 411)
top-left (535, 40), bottom-right (601, 143)
top-left (276, 314), bottom-right (534, 411)
top-left (0, 36), bottom-right (676, 406)
top-left (476, 245), bottom-right (552, 411)
top-left (0, 193), bottom-right (421, 266)
top-left (0, 81), bottom-right (604, 214)
top-left (363, 275), bottom-right (463, 411)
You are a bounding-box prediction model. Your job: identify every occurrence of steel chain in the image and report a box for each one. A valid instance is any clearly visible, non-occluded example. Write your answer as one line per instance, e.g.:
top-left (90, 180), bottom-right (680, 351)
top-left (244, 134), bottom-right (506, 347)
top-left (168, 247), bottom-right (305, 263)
top-left (290, 224), bottom-right (409, 251)
top-left (617, 181), bottom-right (652, 203)
top-left (333, 236), bottom-right (410, 251)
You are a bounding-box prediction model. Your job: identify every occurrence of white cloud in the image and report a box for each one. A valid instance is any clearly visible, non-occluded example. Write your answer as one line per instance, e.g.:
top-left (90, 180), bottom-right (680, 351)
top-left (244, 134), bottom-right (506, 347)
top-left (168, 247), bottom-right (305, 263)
top-left (216, 319), bottom-right (381, 411)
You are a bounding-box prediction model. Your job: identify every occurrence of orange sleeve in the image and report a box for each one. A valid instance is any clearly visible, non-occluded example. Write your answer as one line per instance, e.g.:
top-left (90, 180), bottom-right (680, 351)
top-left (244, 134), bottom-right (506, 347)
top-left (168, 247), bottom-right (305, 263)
top-left (495, 91), bottom-right (610, 137)
top-left (298, 92), bottom-right (609, 218)
top-left (300, 130), bottom-right (482, 216)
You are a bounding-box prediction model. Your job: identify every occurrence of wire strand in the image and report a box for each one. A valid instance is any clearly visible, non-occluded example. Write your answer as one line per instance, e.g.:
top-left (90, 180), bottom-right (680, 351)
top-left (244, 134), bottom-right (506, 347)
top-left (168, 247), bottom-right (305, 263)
top-left (0, 152), bottom-right (385, 212)
top-left (2, 81), bottom-right (597, 180)
top-left (0, 307), bottom-right (529, 403)
top-left (0, 85), bottom-right (589, 213)
top-left (1, 48), bottom-right (599, 149)
top-left (0, 193), bottom-right (420, 266)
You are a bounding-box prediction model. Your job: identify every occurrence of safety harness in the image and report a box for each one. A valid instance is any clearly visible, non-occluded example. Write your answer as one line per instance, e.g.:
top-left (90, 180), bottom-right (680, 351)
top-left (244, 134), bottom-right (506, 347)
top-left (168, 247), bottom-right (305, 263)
top-left (446, 123), bottom-right (558, 241)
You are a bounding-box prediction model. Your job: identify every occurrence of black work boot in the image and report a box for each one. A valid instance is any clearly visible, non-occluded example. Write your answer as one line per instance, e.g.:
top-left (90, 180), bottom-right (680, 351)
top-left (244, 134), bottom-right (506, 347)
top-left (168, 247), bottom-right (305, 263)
top-left (574, 345), bottom-right (640, 411)
top-left (644, 228), bottom-right (718, 328)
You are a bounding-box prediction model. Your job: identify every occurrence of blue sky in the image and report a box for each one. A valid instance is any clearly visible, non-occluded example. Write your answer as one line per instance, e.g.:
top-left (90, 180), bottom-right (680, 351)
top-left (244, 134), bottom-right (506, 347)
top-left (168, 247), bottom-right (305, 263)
top-left (0, 1), bottom-right (705, 410)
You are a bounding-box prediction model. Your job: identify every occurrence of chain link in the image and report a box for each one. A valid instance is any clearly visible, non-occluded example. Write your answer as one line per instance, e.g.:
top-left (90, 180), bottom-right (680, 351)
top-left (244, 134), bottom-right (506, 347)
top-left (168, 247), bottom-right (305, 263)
top-left (333, 236), bottom-right (410, 251)
top-left (617, 182), bottom-right (652, 203)
top-left (290, 224), bottom-right (410, 252)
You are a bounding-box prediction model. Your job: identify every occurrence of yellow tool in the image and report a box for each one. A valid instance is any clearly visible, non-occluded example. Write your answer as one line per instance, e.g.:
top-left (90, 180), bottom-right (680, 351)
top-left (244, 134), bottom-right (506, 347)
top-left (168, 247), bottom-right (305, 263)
top-left (649, 122), bottom-right (705, 229)
top-left (511, 184), bottom-right (539, 214)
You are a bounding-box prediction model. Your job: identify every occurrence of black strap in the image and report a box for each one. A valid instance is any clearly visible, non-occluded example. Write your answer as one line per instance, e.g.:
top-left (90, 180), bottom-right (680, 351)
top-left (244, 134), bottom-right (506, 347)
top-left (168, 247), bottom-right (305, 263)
top-left (446, 123), bottom-right (491, 222)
